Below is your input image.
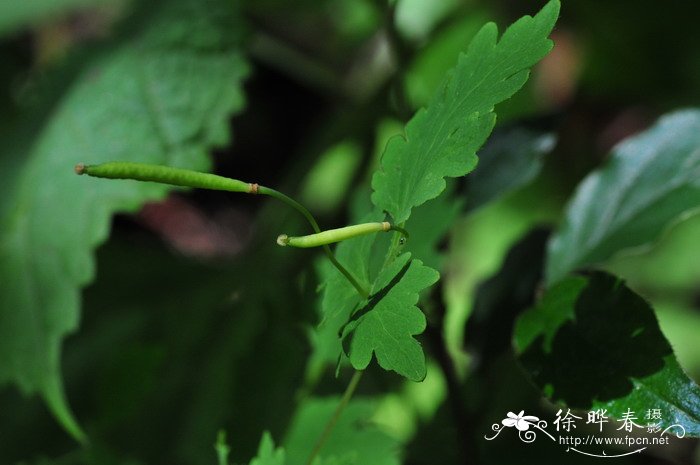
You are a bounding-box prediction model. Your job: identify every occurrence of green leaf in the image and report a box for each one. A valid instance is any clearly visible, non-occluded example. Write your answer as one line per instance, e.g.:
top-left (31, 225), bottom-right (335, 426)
top-left (0, 0), bottom-right (248, 441)
top-left (341, 253), bottom-right (439, 381)
top-left (371, 0), bottom-right (559, 223)
top-left (307, 211), bottom-right (383, 377)
top-left (546, 109), bottom-right (700, 285)
top-left (0, 0), bottom-right (117, 36)
top-left (654, 301), bottom-right (700, 381)
top-left (311, 3), bottom-right (559, 381)
top-left (465, 128), bottom-right (555, 212)
top-left (308, 194), bottom-right (451, 381)
top-left (310, 242), bottom-right (386, 379)
top-left (404, 13), bottom-right (488, 107)
top-left (401, 182), bottom-right (462, 271)
top-left (300, 140), bottom-right (363, 214)
top-left (56, 230), bottom-right (307, 464)
top-left (250, 432), bottom-right (285, 465)
top-left (283, 397), bottom-right (401, 465)
top-left (606, 213), bottom-right (700, 294)
top-left (442, 181), bottom-right (561, 368)
top-left (466, 228), bottom-right (550, 367)
top-left (395, 0), bottom-right (460, 42)
top-left (514, 271), bottom-right (700, 435)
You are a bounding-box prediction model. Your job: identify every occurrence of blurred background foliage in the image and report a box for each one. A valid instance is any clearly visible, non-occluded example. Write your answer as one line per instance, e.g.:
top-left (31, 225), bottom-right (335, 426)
top-left (0, 0), bottom-right (699, 464)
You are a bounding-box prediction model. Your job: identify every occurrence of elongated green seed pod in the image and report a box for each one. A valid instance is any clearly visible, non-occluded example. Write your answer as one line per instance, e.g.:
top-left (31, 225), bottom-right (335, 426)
top-left (75, 160), bottom-right (375, 297)
top-left (75, 161), bottom-right (254, 193)
top-left (277, 222), bottom-right (406, 248)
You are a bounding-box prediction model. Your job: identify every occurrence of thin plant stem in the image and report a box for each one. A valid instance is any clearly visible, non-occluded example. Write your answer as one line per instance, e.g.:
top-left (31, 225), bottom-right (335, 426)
top-left (304, 370), bottom-right (363, 465)
top-left (259, 186), bottom-right (369, 298)
top-left (214, 430), bottom-right (231, 465)
top-left (381, 220), bottom-right (407, 272)
top-left (262, 190), bottom-right (368, 464)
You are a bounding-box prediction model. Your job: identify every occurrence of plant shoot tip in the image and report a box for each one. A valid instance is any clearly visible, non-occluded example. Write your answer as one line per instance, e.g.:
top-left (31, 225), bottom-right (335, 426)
top-left (74, 163), bottom-right (87, 175)
top-left (277, 234), bottom-right (289, 246)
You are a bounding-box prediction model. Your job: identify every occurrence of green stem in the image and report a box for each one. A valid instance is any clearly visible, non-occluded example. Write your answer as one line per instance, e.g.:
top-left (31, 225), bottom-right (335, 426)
top-left (381, 220), bottom-right (407, 272)
top-left (214, 430), bottom-right (231, 465)
top-left (305, 370), bottom-right (363, 465)
top-left (259, 187), bottom-right (369, 299)
top-left (389, 224), bottom-right (409, 239)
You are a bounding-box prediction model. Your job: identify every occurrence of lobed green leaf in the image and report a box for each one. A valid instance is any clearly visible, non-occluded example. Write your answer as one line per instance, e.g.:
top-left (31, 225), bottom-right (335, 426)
top-left (341, 253), bottom-right (439, 381)
top-left (308, 212), bottom-right (382, 379)
top-left (0, 0), bottom-right (248, 440)
top-left (312, 1), bottom-right (560, 382)
top-left (371, 0), bottom-right (559, 223)
top-left (310, 202), bottom-right (446, 382)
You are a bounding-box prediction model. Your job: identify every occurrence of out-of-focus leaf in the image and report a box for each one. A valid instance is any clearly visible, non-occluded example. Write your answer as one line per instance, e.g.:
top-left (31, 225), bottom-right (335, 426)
top-left (654, 301), bottom-right (700, 382)
top-left (56, 229), bottom-right (307, 465)
top-left (331, 0), bottom-right (380, 41)
top-left (371, 359), bottom-right (447, 441)
top-left (404, 13), bottom-right (487, 108)
top-left (515, 271), bottom-right (700, 436)
top-left (283, 397), bottom-right (400, 465)
top-left (465, 128), bottom-right (555, 212)
top-left (395, 0), bottom-right (460, 42)
top-left (249, 432), bottom-right (285, 465)
top-left (443, 179), bottom-right (561, 371)
top-left (605, 212), bottom-right (700, 294)
top-left (341, 253), bottom-right (439, 381)
top-left (0, 0), bottom-right (248, 440)
top-left (466, 228), bottom-right (550, 369)
top-left (546, 110), bottom-right (700, 285)
top-left (371, 1), bottom-right (559, 224)
top-left (300, 140), bottom-right (362, 214)
top-left (0, 0), bottom-right (117, 35)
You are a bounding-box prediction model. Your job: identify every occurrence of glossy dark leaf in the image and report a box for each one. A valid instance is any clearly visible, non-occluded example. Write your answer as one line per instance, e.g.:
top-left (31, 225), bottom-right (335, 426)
top-left (546, 110), bottom-right (700, 284)
top-left (515, 271), bottom-right (700, 435)
top-left (465, 128), bottom-right (555, 212)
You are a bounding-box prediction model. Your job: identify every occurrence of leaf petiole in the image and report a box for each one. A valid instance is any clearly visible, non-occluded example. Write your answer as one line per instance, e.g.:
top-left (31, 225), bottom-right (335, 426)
top-left (304, 370), bottom-right (363, 465)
